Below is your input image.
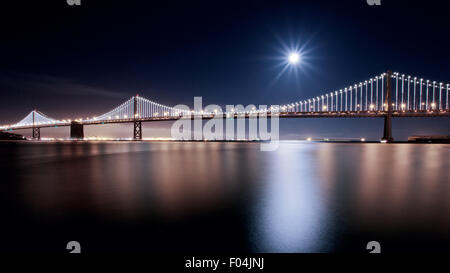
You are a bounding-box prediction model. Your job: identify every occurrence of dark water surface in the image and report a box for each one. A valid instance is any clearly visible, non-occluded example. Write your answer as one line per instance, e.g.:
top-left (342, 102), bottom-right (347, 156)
top-left (0, 141), bottom-right (449, 253)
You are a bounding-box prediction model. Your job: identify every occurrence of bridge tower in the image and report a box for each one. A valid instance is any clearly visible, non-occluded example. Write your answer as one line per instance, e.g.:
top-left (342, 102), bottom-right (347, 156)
top-left (32, 110), bottom-right (40, 140)
top-left (133, 96), bottom-right (142, 140)
top-left (382, 71), bottom-right (394, 143)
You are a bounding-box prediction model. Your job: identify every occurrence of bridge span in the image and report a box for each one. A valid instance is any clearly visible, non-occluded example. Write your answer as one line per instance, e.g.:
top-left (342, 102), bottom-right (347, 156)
top-left (2, 71), bottom-right (449, 142)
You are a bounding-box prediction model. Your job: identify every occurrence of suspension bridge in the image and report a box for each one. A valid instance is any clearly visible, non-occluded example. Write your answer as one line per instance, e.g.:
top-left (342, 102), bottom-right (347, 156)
top-left (1, 71), bottom-right (449, 142)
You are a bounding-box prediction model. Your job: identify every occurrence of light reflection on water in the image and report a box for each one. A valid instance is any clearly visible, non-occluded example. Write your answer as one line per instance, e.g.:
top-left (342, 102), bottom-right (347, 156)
top-left (0, 141), bottom-right (448, 252)
top-left (256, 144), bottom-right (327, 252)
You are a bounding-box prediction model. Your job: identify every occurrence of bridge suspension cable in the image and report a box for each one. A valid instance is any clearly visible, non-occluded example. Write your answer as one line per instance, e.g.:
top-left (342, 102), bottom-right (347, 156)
top-left (0, 110), bottom-right (61, 129)
top-left (276, 72), bottom-right (449, 114)
top-left (1, 71), bottom-right (449, 132)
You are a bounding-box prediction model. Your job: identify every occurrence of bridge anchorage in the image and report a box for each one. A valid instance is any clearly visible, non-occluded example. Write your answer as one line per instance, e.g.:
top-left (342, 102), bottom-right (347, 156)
top-left (70, 121), bottom-right (84, 139)
top-left (0, 70), bottom-right (449, 141)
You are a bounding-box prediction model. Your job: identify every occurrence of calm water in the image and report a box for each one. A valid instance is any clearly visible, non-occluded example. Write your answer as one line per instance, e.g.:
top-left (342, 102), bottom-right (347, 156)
top-left (0, 141), bottom-right (449, 253)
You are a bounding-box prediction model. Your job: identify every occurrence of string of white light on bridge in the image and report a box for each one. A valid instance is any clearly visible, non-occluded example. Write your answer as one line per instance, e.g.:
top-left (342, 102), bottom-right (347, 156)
top-left (1, 72), bottom-right (448, 130)
top-left (279, 72), bottom-right (449, 113)
top-left (85, 96), bottom-right (192, 122)
top-left (6, 110), bottom-right (62, 128)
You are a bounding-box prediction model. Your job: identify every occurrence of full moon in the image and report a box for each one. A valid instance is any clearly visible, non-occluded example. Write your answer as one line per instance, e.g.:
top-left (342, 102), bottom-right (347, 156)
top-left (288, 52), bottom-right (300, 64)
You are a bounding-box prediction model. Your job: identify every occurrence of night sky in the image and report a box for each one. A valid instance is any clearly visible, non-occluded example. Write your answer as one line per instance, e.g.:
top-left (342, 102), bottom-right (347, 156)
top-left (1, 0), bottom-right (449, 140)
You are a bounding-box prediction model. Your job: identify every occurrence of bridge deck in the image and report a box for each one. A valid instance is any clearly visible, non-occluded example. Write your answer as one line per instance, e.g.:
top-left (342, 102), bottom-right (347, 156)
top-left (4, 110), bottom-right (449, 130)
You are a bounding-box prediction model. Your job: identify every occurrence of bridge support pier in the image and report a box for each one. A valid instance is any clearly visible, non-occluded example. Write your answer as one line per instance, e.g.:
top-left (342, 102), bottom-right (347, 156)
top-left (70, 121), bottom-right (84, 139)
top-left (382, 115), bottom-right (393, 143)
top-left (133, 121), bottom-right (142, 140)
top-left (381, 70), bottom-right (394, 143)
top-left (32, 127), bottom-right (40, 140)
top-left (133, 95), bottom-right (142, 140)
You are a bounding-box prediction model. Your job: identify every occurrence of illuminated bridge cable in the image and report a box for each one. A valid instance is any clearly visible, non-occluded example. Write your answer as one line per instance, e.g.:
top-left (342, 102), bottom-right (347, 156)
top-left (0, 72), bottom-right (449, 133)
